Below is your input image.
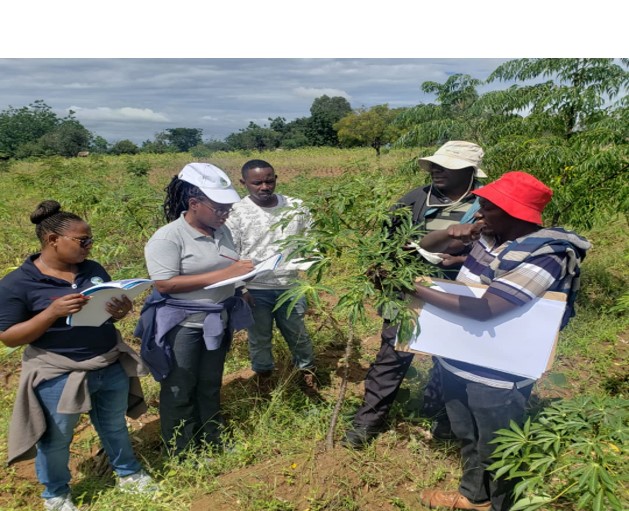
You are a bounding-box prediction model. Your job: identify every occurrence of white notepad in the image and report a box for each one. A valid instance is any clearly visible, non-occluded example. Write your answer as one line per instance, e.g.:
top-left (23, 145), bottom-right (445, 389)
top-left (66, 279), bottom-right (153, 327)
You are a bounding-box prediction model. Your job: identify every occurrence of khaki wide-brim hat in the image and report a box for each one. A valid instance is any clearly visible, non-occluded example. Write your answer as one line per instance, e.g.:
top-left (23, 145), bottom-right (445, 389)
top-left (418, 141), bottom-right (487, 178)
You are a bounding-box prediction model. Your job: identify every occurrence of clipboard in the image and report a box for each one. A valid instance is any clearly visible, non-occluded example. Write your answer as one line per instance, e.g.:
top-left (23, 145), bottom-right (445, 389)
top-left (397, 278), bottom-right (566, 380)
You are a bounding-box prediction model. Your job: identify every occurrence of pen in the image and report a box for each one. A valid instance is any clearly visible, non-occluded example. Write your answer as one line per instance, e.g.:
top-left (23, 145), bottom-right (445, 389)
top-left (220, 254), bottom-right (239, 262)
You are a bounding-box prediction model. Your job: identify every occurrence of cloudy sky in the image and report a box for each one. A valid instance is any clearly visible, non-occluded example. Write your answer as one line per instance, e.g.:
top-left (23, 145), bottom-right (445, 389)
top-left (0, 58), bottom-right (519, 144)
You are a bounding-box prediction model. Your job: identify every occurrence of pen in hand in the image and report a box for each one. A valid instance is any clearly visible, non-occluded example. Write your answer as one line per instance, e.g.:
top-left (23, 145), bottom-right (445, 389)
top-left (220, 254), bottom-right (239, 262)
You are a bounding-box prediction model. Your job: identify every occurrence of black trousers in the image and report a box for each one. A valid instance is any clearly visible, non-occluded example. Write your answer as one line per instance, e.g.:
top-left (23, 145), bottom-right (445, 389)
top-left (352, 322), bottom-right (446, 427)
top-left (441, 365), bottom-right (532, 510)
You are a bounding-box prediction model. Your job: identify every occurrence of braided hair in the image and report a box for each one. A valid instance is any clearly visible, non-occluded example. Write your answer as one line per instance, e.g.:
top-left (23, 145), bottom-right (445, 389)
top-left (30, 200), bottom-right (84, 243)
top-left (162, 176), bottom-right (206, 222)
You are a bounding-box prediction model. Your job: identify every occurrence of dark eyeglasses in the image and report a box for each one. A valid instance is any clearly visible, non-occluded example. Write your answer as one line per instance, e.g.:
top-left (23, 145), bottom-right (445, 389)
top-left (199, 201), bottom-right (233, 218)
top-left (62, 235), bottom-right (94, 248)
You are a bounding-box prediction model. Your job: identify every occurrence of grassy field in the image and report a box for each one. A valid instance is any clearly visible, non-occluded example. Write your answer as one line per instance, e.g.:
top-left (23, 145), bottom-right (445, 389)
top-left (0, 149), bottom-right (627, 510)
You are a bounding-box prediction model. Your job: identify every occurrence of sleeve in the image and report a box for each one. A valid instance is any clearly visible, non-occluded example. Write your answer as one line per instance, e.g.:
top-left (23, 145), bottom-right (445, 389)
top-left (0, 282), bottom-right (28, 331)
top-left (144, 238), bottom-right (183, 281)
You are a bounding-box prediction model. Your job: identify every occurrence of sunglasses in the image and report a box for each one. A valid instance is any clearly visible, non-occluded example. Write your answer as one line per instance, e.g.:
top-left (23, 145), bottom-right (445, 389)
top-left (199, 201), bottom-right (233, 218)
top-left (62, 235), bottom-right (94, 248)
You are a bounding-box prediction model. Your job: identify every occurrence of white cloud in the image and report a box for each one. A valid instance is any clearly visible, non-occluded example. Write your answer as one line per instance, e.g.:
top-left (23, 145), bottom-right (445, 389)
top-left (64, 82), bottom-right (94, 89)
top-left (201, 115), bottom-right (219, 121)
top-left (293, 87), bottom-right (351, 101)
top-left (68, 106), bottom-right (169, 122)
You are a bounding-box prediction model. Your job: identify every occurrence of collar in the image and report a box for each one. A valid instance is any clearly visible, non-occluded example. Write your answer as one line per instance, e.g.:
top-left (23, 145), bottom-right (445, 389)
top-left (23, 254), bottom-right (91, 286)
top-left (245, 194), bottom-right (286, 210)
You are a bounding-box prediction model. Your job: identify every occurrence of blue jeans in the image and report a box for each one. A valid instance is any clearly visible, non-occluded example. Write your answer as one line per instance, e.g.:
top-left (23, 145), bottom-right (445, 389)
top-left (441, 366), bottom-right (532, 511)
top-left (159, 325), bottom-right (229, 455)
top-left (34, 362), bottom-right (141, 499)
top-left (247, 289), bottom-right (314, 373)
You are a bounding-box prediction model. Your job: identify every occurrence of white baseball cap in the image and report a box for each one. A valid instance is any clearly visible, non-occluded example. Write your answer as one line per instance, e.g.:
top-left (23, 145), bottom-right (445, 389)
top-left (418, 141), bottom-right (487, 178)
top-left (178, 163), bottom-right (241, 204)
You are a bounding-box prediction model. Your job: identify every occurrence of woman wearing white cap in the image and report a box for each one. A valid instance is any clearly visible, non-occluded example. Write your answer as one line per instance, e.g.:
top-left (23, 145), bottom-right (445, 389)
top-left (139, 163), bottom-right (254, 457)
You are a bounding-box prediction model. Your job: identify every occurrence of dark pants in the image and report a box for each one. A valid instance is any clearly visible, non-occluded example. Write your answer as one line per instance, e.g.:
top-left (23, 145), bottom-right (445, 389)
top-left (159, 325), bottom-right (230, 455)
top-left (441, 364), bottom-right (532, 511)
top-left (353, 322), bottom-right (447, 428)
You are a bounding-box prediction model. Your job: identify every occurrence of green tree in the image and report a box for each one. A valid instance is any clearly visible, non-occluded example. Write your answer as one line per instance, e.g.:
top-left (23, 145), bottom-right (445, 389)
top-left (487, 58), bottom-right (629, 139)
top-left (306, 95), bottom-right (352, 146)
top-left (110, 139), bottom-right (140, 155)
top-left (141, 132), bottom-right (174, 154)
top-left (0, 100), bottom-right (60, 158)
top-left (90, 135), bottom-right (110, 154)
top-left (478, 58), bottom-right (629, 227)
top-left (225, 122), bottom-right (280, 151)
top-left (269, 116), bottom-right (287, 134)
top-left (163, 127), bottom-right (203, 152)
top-left (394, 74), bottom-right (483, 148)
top-left (36, 118), bottom-right (92, 157)
top-left (335, 104), bottom-right (403, 156)
top-left (281, 117), bottom-right (310, 149)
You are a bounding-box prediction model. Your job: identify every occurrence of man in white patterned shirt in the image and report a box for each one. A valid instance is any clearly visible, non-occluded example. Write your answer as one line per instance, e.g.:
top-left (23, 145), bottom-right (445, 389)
top-left (225, 160), bottom-right (316, 389)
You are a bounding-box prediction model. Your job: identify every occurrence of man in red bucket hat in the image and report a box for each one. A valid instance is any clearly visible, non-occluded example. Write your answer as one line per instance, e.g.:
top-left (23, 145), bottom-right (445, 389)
top-left (415, 171), bottom-right (591, 511)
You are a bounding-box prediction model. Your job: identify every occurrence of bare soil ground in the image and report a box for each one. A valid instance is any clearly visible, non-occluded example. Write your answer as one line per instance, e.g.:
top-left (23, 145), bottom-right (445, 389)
top-left (2, 327), bottom-right (627, 511)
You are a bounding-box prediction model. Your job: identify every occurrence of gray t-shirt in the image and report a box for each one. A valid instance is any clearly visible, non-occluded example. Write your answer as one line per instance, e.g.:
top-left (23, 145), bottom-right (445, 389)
top-left (145, 213), bottom-right (239, 309)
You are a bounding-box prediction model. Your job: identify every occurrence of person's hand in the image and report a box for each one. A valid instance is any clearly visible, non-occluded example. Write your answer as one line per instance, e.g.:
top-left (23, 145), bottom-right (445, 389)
top-left (226, 259), bottom-right (255, 278)
top-left (445, 220), bottom-right (485, 246)
top-left (439, 254), bottom-right (467, 267)
top-left (47, 293), bottom-right (90, 319)
top-left (106, 295), bottom-right (133, 321)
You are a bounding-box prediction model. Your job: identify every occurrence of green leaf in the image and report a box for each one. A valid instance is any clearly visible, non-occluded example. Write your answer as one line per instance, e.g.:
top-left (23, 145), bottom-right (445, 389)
top-left (510, 495), bottom-right (553, 511)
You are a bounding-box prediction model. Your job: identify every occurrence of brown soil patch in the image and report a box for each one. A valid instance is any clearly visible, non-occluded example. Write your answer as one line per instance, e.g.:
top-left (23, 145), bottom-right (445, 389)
top-left (190, 443), bottom-right (435, 511)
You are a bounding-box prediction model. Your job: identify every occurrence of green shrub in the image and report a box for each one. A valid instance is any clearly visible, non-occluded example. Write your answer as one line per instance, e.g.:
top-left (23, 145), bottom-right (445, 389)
top-left (489, 395), bottom-right (628, 511)
top-left (125, 157), bottom-right (151, 177)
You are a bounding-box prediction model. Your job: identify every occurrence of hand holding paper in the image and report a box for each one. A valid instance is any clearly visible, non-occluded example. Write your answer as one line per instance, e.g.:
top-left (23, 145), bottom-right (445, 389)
top-left (204, 254), bottom-right (282, 289)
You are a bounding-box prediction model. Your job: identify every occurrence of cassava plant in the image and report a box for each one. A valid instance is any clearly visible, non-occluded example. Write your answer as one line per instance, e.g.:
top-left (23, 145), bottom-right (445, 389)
top-left (488, 395), bottom-right (628, 511)
top-left (272, 165), bottom-right (439, 448)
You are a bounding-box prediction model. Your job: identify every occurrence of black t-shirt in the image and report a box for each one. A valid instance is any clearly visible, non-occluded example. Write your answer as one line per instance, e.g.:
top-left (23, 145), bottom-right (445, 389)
top-left (0, 255), bottom-right (118, 361)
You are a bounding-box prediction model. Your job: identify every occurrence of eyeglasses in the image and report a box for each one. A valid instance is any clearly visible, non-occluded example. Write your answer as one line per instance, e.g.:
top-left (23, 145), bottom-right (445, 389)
top-left (199, 201), bottom-right (233, 218)
top-left (62, 235), bottom-right (94, 248)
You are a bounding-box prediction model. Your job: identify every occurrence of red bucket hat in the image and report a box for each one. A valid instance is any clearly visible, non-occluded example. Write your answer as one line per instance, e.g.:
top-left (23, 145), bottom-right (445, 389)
top-left (472, 171), bottom-right (552, 225)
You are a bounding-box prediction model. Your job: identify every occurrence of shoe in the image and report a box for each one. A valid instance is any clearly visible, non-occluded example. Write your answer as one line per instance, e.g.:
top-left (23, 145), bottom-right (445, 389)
top-left (117, 469), bottom-right (158, 493)
top-left (431, 419), bottom-right (456, 441)
top-left (420, 489), bottom-right (490, 510)
top-left (301, 370), bottom-right (318, 391)
top-left (44, 494), bottom-right (79, 511)
top-left (340, 424), bottom-right (383, 449)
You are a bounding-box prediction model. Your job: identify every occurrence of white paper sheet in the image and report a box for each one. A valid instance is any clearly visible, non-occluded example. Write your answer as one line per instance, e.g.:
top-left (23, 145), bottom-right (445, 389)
top-left (204, 254), bottom-right (283, 289)
top-left (403, 280), bottom-right (566, 379)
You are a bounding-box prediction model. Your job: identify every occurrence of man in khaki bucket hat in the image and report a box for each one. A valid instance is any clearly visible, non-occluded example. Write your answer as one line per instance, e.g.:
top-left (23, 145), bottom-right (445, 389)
top-left (342, 140), bottom-right (486, 449)
top-left (418, 141), bottom-right (487, 178)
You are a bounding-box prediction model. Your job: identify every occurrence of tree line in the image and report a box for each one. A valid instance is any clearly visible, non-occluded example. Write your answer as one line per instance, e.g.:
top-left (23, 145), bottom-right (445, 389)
top-left (1, 59), bottom-right (627, 229)
top-left (0, 95), bottom-right (357, 159)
